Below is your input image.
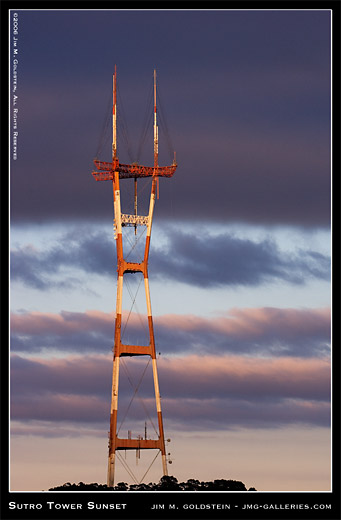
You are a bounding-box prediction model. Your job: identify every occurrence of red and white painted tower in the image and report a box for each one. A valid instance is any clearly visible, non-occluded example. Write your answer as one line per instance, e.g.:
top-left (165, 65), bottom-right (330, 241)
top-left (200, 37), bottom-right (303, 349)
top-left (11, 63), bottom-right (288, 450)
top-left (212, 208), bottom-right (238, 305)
top-left (92, 68), bottom-right (177, 487)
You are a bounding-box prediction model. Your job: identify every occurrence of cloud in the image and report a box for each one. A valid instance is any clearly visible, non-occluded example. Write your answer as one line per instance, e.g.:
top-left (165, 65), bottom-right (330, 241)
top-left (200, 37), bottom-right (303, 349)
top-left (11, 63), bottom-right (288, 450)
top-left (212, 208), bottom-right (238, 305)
top-left (163, 397), bottom-right (330, 431)
top-left (158, 355), bottom-right (330, 402)
top-left (10, 227), bottom-right (330, 290)
top-left (151, 228), bottom-right (330, 288)
top-left (10, 353), bottom-right (111, 398)
top-left (11, 310), bottom-right (113, 336)
top-left (10, 231), bottom-right (115, 290)
top-left (10, 309), bottom-right (115, 353)
top-left (10, 353), bottom-right (330, 431)
top-left (11, 393), bottom-right (108, 423)
top-left (10, 306), bottom-right (330, 358)
top-left (11, 353), bottom-right (329, 402)
top-left (11, 306), bottom-right (331, 358)
top-left (10, 11), bottom-right (330, 228)
top-left (156, 306), bottom-right (331, 356)
top-left (10, 420), bottom-right (104, 439)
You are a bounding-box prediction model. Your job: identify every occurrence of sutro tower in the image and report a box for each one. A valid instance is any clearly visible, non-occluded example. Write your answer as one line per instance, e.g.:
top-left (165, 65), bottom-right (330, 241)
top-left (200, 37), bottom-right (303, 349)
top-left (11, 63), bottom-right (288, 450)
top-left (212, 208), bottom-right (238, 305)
top-left (92, 67), bottom-right (177, 487)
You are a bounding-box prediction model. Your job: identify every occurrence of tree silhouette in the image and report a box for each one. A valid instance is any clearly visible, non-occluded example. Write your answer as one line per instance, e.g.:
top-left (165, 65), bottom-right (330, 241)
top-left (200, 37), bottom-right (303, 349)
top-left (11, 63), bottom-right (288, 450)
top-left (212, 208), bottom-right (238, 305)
top-left (114, 482), bottom-right (129, 491)
top-left (48, 476), bottom-right (255, 491)
top-left (181, 478), bottom-right (201, 491)
top-left (155, 475), bottom-right (180, 490)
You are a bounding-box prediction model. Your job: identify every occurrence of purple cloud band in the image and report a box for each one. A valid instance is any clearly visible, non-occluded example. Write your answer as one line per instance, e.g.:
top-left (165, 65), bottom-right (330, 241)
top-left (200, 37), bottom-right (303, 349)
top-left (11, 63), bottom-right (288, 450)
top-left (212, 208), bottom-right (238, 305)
top-left (10, 353), bottom-right (330, 431)
top-left (10, 306), bottom-right (330, 358)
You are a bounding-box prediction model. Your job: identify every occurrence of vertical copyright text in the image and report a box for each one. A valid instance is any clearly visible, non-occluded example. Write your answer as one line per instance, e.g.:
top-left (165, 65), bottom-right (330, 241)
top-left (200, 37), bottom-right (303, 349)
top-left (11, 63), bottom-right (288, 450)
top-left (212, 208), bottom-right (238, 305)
top-left (12, 12), bottom-right (19, 160)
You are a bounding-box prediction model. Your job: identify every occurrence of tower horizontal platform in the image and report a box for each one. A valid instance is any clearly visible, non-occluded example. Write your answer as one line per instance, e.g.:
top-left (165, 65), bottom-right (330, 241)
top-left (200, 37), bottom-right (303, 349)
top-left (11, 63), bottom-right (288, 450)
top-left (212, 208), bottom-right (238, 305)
top-left (114, 438), bottom-right (163, 451)
top-left (117, 344), bottom-right (153, 356)
top-left (92, 159), bottom-right (177, 180)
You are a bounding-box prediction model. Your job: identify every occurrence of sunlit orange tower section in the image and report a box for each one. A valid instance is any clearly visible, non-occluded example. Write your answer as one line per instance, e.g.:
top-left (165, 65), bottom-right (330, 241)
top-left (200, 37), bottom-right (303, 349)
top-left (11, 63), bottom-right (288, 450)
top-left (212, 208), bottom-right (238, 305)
top-left (92, 68), bottom-right (177, 487)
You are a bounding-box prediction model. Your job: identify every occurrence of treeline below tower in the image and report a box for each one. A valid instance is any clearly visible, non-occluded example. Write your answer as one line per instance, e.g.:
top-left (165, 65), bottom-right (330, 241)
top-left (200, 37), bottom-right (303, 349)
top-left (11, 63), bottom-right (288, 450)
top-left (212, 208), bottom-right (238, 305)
top-left (49, 475), bottom-right (256, 491)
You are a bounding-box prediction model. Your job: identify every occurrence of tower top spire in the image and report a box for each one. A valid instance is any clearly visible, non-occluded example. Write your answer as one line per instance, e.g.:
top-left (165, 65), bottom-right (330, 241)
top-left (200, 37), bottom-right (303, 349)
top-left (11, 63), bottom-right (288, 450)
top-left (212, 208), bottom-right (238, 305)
top-left (112, 65), bottom-right (117, 163)
top-left (92, 68), bottom-right (177, 183)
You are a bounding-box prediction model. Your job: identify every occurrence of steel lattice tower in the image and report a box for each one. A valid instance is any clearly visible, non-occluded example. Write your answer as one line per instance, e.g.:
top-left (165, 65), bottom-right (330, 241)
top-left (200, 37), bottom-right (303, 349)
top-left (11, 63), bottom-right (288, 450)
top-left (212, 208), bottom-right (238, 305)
top-left (92, 67), bottom-right (177, 487)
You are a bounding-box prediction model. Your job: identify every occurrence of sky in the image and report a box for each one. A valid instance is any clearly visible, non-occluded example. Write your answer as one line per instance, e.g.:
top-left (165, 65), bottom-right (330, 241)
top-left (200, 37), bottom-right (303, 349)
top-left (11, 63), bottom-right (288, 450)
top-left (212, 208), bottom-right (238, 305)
top-left (9, 8), bottom-right (332, 492)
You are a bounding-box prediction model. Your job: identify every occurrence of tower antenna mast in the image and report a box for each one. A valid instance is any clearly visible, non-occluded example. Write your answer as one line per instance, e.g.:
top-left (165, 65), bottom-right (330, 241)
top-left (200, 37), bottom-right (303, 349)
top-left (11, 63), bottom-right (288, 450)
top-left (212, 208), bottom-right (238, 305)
top-left (154, 69), bottom-right (160, 198)
top-left (112, 65), bottom-right (117, 163)
top-left (154, 69), bottom-right (158, 169)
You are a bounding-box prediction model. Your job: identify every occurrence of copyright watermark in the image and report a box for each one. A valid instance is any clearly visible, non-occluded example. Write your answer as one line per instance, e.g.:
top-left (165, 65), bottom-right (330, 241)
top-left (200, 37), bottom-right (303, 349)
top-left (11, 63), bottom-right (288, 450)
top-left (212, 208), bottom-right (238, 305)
top-left (11, 12), bottom-right (19, 160)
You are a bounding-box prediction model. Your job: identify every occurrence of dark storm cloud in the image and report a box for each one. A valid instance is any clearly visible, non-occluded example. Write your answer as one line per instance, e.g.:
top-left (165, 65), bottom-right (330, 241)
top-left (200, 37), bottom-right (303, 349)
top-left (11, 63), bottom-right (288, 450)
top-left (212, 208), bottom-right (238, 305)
top-left (10, 307), bottom-right (330, 358)
top-left (151, 228), bottom-right (330, 288)
top-left (10, 354), bottom-right (330, 430)
top-left (11, 230), bottom-right (115, 290)
top-left (10, 10), bottom-right (331, 227)
top-left (11, 228), bottom-right (330, 290)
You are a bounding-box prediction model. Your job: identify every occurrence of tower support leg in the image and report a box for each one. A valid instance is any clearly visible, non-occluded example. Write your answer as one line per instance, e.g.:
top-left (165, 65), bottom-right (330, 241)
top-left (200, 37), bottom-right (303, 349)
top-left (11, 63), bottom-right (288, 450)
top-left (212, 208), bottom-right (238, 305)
top-left (107, 174), bottom-right (168, 486)
top-left (145, 274), bottom-right (168, 477)
top-left (107, 351), bottom-right (120, 486)
top-left (107, 452), bottom-right (116, 488)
